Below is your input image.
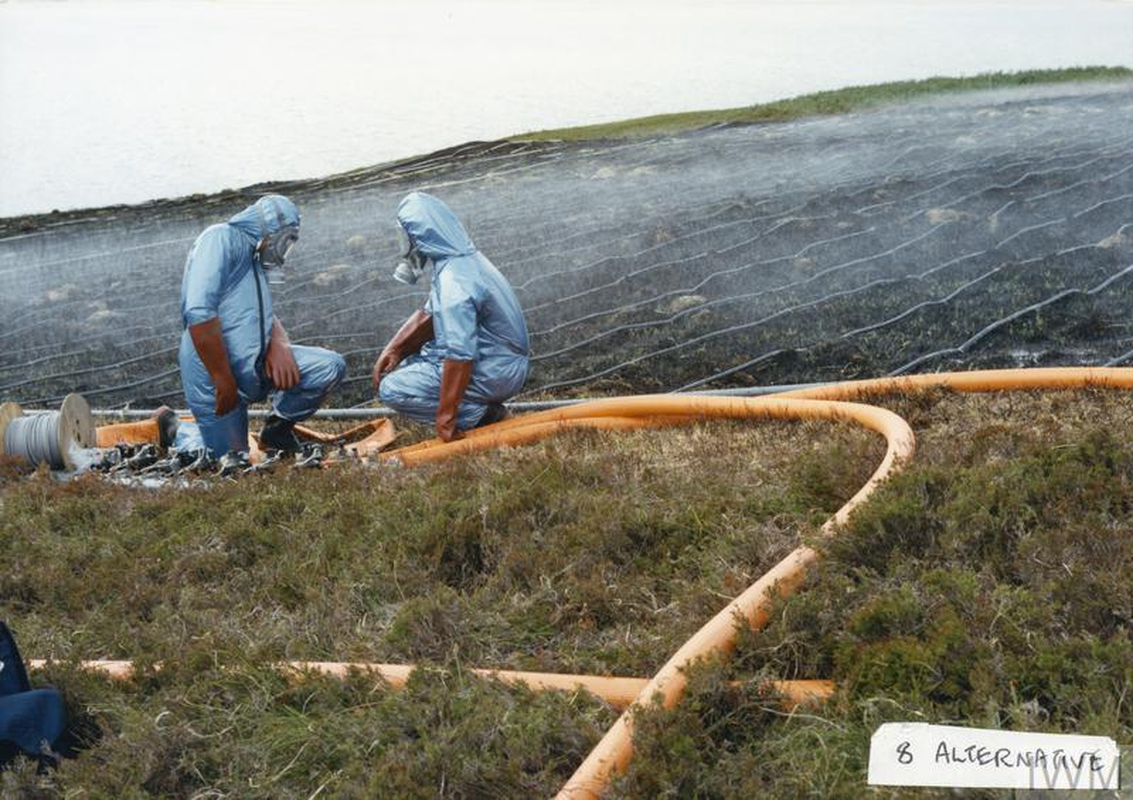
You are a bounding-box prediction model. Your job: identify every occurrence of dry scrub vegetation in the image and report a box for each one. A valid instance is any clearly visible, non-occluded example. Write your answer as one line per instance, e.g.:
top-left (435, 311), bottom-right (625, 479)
top-left (2, 389), bottom-right (1133, 797)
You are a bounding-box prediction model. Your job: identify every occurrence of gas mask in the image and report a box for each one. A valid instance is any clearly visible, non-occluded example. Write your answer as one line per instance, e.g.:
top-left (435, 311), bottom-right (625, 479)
top-left (393, 223), bottom-right (429, 285)
top-left (257, 199), bottom-right (299, 285)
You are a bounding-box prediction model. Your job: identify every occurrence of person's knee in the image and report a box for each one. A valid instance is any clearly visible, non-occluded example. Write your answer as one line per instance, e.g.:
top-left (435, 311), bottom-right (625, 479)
top-left (327, 351), bottom-right (346, 386)
top-left (306, 348), bottom-right (346, 390)
top-left (378, 375), bottom-right (400, 407)
top-left (380, 368), bottom-right (426, 411)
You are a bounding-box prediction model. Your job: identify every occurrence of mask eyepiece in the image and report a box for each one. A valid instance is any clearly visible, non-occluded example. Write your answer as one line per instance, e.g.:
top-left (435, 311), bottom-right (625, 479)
top-left (392, 223), bottom-right (426, 284)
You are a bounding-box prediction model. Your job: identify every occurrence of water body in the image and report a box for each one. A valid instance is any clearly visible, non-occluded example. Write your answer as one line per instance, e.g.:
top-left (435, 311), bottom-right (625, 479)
top-left (1, 0), bottom-right (1130, 217)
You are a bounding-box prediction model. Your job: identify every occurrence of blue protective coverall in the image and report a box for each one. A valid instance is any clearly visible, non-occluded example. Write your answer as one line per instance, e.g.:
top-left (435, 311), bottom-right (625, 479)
top-left (174, 196), bottom-right (346, 456)
top-left (379, 192), bottom-right (529, 429)
top-left (0, 622), bottom-right (66, 762)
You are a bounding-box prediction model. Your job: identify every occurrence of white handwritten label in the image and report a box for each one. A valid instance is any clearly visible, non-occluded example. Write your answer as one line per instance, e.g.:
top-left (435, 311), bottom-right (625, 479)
top-left (868, 723), bottom-right (1120, 790)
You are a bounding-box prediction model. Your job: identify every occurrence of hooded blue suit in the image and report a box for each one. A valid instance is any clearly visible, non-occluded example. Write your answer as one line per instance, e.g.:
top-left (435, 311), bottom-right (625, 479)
top-left (379, 192), bottom-right (529, 429)
top-left (174, 195), bottom-right (346, 456)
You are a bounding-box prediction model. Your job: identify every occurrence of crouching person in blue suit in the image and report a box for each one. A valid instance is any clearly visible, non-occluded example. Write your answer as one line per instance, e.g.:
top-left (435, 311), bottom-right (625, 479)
top-left (174, 195), bottom-right (346, 456)
top-left (373, 192), bottom-right (529, 442)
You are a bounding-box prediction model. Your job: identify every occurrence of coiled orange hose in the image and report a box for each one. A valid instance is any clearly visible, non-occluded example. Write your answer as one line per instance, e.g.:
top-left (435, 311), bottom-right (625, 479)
top-left (74, 367), bottom-right (1133, 796)
top-left (550, 368), bottom-right (1133, 798)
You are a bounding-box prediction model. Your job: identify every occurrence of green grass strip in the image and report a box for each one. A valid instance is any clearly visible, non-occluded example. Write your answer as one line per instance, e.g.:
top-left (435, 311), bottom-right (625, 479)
top-left (513, 66), bottom-right (1132, 142)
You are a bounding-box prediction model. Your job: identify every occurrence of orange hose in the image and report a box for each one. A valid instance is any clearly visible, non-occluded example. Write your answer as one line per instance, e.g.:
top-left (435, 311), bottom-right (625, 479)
top-left (554, 367), bottom-right (1133, 798)
top-left (777, 366), bottom-right (1133, 400)
top-left (26, 658), bottom-right (832, 711)
top-left (453, 397), bottom-right (907, 798)
top-left (80, 366), bottom-right (1133, 797)
top-left (95, 418), bottom-right (163, 448)
top-left (387, 415), bottom-right (697, 465)
top-left (282, 665), bottom-right (832, 710)
top-left (383, 396), bottom-right (911, 469)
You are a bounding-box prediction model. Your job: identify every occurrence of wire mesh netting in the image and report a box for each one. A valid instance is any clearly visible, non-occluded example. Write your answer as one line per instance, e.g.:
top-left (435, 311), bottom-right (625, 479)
top-left (2, 82), bottom-right (1132, 409)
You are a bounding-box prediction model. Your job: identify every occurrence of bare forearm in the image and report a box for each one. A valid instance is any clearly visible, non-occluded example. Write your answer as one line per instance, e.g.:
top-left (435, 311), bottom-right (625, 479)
top-left (374, 310), bottom-right (435, 390)
top-left (384, 310), bottom-right (434, 358)
top-left (189, 318), bottom-right (234, 386)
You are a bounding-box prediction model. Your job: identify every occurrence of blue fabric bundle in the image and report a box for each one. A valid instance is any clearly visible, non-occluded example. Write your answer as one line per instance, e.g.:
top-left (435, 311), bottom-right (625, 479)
top-left (0, 622), bottom-right (66, 762)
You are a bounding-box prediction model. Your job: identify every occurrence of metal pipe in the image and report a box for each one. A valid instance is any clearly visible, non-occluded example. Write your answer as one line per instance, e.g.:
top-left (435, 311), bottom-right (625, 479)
top-left (21, 382), bottom-right (828, 420)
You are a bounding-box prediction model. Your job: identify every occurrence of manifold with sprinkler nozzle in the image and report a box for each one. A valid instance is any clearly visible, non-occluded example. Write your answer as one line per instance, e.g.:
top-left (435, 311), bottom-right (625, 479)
top-left (0, 393), bottom-right (96, 471)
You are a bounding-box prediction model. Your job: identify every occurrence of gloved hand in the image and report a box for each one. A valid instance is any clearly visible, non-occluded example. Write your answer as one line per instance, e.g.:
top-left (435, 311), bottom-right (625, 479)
top-left (189, 318), bottom-right (240, 416)
top-left (372, 309), bottom-right (435, 389)
top-left (436, 359), bottom-right (473, 442)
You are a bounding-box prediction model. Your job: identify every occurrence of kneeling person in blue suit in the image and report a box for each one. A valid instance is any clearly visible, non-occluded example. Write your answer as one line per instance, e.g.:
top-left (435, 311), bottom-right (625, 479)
top-left (373, 192), bottom-right (529, 442)
top-left (175, 195), bottom-right (346, 456)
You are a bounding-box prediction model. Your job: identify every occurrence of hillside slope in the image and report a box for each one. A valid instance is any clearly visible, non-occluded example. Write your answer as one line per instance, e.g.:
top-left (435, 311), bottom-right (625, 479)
top-left (3, 71), bottom-right (1133, 409)
top-left (2, 387), bottom-right (1131, 796)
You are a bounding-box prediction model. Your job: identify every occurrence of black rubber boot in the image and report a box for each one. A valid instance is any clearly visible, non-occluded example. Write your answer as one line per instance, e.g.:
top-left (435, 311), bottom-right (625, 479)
top-left (258, 414), bottom-right (303, 454)
top-left (154, 406), bottom-right (180, 449)
top-left (476, 403), bottom-right (511, 428)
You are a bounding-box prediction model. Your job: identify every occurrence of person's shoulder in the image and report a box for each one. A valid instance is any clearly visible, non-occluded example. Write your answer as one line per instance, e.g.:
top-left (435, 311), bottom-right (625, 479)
top-left (191, 223), bottom-right (245, 260)
top-left (477, 254), bottom-right (513, 289)
top-left (435, 257), bottom-right (470, 283)
top-left (434, 259), bottom-right (484, 300)
top-left (197, 222), bottom-right (231, 239)
top-left (193, 223), bottom-right (235, 248)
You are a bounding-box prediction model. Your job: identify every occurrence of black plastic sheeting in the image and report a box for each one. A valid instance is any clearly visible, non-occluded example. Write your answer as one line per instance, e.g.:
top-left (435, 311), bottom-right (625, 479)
top-left (2, 82), bottom-right (1132, 409)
